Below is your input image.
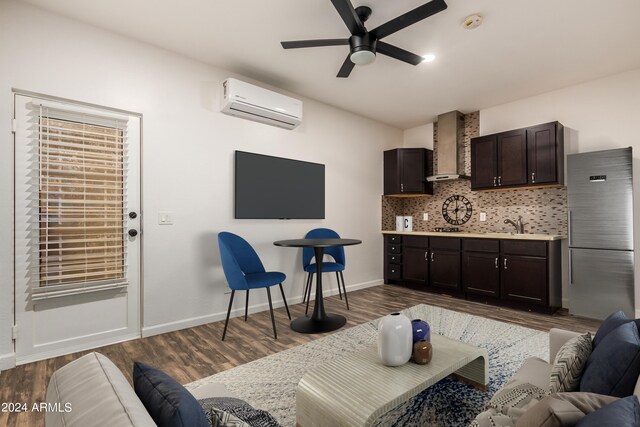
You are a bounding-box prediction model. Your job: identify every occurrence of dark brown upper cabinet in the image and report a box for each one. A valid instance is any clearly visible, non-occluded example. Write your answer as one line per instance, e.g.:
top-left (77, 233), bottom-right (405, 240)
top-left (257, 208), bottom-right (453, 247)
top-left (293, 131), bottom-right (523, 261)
top-left (384, 148), bottom-right (433, 196)
top-left (471, 121), bottom-right (564, 191)
top-left (527, 122), bottom-right (564, 185)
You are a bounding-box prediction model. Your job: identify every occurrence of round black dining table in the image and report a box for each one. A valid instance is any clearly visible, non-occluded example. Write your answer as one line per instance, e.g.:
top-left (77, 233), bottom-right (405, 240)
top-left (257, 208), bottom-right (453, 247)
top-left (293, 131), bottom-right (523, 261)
top-left (274, 238), bottom-right (362, 334)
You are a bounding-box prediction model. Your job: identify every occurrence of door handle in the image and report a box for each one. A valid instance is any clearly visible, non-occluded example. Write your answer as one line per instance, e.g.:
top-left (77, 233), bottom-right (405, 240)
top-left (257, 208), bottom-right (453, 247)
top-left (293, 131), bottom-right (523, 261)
top-left (430, 252), bottom-right (435, 262)
top-left (498, 176), bottom-right (502, 186)
top-left (424, 251), bottom-right (428, 261)
top-left (568, 211), bottom-right (572, 246)
top-left (569, 250), bottom-right (573, 285)
top-left (493, 177), bottom-right (497, 187)
top-left (128, 229), bottom-right (138, 237)
top-left (531, 172), bottom-right (536, 183)
top-left (503, 257), bottom-right (508, 270)
top-left (495, 257), bottom-right (499, 268)
top-left (401, 183), bottom-right (404, 192)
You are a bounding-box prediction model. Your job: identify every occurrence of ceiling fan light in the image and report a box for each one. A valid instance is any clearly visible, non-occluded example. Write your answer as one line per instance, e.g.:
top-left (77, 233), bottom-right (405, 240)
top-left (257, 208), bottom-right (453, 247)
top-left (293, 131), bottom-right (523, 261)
top-left (350, 50), bottom-right (376, 66)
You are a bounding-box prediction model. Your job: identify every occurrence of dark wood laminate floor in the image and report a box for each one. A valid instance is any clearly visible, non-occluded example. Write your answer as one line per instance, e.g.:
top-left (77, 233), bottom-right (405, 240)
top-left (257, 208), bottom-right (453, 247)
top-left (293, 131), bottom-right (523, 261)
top-left (0, 285), bottom-right (602, 427)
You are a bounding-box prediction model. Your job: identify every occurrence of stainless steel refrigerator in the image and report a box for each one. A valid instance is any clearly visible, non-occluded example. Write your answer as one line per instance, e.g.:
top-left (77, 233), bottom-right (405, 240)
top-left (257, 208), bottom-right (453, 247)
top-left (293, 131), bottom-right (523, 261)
top-left (568, 147), bottom-right (634, 319)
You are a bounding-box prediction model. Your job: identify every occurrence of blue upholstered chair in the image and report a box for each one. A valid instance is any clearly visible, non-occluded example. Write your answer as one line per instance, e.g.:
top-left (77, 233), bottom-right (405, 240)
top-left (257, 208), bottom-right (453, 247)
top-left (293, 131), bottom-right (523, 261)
top-left (218, 232), bottom-right (290, 340)
top-left (302, 228), bottom-right (349, 315)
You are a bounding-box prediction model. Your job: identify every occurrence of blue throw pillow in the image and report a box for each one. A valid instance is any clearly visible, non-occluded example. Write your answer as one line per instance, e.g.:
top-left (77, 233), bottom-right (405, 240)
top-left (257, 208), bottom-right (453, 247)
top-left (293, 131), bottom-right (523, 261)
top-left (593, 311), bottom-right (640, 348)
top-left (576, 395), bottom-right (640, 426)
top-left (580, 322), bottom-right (640, 397)
top-left (133, 362), bottom-right (209, 427)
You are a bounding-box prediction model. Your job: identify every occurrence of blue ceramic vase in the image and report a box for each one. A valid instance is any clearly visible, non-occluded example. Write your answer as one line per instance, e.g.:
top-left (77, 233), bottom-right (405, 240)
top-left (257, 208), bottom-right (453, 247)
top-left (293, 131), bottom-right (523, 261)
top-left (411, 319), bottom-right (431, 342)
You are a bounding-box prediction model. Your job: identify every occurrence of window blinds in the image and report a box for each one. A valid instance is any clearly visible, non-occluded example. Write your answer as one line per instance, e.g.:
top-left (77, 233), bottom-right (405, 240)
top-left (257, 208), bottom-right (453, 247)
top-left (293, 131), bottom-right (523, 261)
top-left (26, 101), bottom-right (130, 300)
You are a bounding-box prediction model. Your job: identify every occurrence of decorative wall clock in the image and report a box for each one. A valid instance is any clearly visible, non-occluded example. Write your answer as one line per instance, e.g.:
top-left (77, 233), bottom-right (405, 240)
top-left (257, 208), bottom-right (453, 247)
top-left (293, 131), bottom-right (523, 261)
top-left (442, 195), bottom-right (472, 225)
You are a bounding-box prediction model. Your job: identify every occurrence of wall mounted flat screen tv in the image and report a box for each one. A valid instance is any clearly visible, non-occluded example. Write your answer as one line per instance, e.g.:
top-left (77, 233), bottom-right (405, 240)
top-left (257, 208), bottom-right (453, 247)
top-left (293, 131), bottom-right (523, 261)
top-left (235, 151), bottom-right (325, 219)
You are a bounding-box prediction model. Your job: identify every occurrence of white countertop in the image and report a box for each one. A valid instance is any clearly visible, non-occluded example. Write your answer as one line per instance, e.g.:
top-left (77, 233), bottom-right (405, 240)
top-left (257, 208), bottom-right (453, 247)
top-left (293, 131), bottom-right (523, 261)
top-left (381, 230), bottom-right (566, 241)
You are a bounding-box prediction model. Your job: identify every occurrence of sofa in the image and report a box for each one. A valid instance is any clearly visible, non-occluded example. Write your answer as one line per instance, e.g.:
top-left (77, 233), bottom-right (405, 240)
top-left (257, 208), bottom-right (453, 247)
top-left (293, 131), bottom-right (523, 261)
top-left (472, 316), bottom-right (640, 427)
top-left (45, 352), bottom-right (236, 427)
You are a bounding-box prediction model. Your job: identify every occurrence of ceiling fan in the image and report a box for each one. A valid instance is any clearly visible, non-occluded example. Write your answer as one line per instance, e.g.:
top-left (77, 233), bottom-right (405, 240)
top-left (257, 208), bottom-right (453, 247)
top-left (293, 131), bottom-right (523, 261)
top-left (281, 0), bottom-right (448, 78)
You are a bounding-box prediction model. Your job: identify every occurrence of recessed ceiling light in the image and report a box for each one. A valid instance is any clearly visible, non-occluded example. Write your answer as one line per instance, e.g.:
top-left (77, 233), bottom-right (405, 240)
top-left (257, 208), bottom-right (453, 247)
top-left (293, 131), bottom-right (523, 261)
top-left (422, 54), bottom-right (436, 63)
top-left (463, 14), bottom-right (483, 29)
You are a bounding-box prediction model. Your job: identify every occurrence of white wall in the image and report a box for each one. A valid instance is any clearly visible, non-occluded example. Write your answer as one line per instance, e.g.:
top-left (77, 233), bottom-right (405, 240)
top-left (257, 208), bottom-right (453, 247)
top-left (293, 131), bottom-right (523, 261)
top-left (403, 123), bottom-right (434, 149)
top-left (480, 68), bottom-right (640, 313)
top-left (0, 0), bottom-right (402, 367)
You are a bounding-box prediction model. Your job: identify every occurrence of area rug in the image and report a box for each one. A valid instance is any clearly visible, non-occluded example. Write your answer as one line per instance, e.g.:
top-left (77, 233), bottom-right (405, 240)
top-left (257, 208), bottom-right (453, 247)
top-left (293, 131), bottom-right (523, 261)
top-left (186, 304), bottom-right (549, 426)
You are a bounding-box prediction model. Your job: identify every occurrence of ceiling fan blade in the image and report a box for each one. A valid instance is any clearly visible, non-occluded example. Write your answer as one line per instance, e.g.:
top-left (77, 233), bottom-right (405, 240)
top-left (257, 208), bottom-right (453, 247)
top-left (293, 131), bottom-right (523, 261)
top-left (281, 39), bottom-right (349, 49)
top-left (337, 55), bottom-right (355, 78)
top-left (371, 0), bottom-right (447, 40)
top-left (330, 0), bottom-right (366, 35)
top-left (376, 41), bottom-right (424, 65)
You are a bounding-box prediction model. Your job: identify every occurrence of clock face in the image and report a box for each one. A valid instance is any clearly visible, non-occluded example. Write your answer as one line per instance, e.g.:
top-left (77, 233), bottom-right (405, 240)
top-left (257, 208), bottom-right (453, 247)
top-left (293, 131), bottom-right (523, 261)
top-left (442, 195), bottom-right (473, 225)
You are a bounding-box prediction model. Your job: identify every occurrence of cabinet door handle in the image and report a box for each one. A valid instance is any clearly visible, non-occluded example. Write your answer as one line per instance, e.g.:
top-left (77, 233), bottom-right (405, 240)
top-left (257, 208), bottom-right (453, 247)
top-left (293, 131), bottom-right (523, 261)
top-left (493, 177), bottom-right (497, 187)
top-left (424, 251), bottom-right (428, 261)
top-left (531, 172), bottom-right (536, 183)
top-left (495, 257), bottom-right (499, 268)
top-left (498, 176), bottom-right (502, 186)
top-left (503, 258), bottom-right (508, 270)
top-left (401, 183), bottom-right (404, 192)
top-left (430, 252), bottom-right (435, 262)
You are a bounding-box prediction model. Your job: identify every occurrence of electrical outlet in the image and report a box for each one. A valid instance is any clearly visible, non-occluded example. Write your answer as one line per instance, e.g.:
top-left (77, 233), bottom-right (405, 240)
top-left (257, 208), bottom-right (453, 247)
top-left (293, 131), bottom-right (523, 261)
top-left (158, 211), bottom-right (174, 225)
top-left (423, 212), bottom-right (429, 221)
top-left (479, 212), bottom-right (487, 222)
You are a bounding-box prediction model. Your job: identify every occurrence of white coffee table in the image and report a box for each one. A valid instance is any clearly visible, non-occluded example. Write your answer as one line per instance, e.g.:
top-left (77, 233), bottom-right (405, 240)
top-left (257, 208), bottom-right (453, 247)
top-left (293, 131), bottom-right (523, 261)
top-left (295, 333), bottom-right (489, 427)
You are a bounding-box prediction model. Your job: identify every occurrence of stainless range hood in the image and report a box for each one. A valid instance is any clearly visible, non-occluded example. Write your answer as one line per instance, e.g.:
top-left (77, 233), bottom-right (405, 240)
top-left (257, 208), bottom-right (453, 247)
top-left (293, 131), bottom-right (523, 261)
top-left (426, 110), bottom-right (469, 182)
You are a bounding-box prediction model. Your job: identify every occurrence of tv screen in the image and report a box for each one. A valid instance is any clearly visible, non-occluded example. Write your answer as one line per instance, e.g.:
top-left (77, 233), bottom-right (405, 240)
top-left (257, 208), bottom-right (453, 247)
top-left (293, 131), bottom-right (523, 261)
top-left (235, 151), bottom-right (325, 219)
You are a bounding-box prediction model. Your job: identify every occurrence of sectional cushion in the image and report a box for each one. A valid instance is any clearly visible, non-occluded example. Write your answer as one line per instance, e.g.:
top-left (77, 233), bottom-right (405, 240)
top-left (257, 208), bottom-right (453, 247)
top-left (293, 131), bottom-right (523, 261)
top-left (549, 333), bottom-right (592, 393)
top-left (580, 322), bottom-right (640, 397)
top-left (134, 362), bottom-right (209, 427)
top-left (45, 352), bottom-right (156, 427)
top-left (593, 311), bottom-right (640, 348)
top-left (576, 395), bottom-right (640, 427)
top-left (515, 392), bottom-right (618, 427)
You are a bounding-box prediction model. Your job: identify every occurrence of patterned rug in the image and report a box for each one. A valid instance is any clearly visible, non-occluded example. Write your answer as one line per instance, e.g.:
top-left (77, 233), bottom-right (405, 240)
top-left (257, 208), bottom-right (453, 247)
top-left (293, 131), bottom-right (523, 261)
top-left (186, 304), bottom-right (549, 426)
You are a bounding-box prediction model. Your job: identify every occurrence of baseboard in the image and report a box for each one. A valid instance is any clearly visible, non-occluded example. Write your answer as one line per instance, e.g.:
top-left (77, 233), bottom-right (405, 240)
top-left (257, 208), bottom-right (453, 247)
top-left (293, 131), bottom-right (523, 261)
top-left (0, 352), bottom-right (16, 370)
top-left (142, 278), bottom-right (384, 338)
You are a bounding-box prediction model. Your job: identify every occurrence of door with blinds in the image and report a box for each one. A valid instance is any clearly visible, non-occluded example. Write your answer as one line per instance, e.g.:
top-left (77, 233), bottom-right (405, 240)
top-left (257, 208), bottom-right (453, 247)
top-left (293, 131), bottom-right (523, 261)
top-left (14, 94), bottom-right (141, 363)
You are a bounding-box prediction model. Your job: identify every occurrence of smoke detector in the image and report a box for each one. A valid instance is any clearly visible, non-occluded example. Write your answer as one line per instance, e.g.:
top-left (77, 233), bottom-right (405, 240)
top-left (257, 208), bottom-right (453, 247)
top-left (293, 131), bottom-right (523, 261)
top-left (462, 14), bottom-right (483, 29)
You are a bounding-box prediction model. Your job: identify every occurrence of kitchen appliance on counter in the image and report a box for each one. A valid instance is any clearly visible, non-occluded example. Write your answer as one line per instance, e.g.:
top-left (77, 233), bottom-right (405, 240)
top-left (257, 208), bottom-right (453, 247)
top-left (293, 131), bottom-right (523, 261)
top-left (567, 147), bottom-right (634, 319)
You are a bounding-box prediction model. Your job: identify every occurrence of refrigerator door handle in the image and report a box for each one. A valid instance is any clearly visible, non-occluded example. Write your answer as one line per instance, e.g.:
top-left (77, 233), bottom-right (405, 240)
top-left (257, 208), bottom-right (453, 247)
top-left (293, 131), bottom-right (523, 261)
top-left (568, 210), bottom-right (572, 246)
top-left (569, 249), bottom-right (573, 285)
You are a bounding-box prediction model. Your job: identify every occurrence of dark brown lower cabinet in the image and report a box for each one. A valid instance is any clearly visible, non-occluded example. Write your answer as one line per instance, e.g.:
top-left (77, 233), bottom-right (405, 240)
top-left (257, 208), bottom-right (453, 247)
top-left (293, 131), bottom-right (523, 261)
top-left (500, 255), bottom-right (547, 304)
top-left (430, 250), bottom-right (460, 290)
top-left (402, 246), bottom-right (429, 284)
top-left (383, 234), bottom-right (561, 313)
top-left (463, 252), bottom-right (500, 297)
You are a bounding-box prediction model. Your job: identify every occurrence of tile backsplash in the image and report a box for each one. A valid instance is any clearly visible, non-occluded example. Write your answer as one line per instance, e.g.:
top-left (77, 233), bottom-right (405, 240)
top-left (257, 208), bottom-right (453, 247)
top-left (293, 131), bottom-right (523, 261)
top-left (382, 111), bottom-right (567, 236)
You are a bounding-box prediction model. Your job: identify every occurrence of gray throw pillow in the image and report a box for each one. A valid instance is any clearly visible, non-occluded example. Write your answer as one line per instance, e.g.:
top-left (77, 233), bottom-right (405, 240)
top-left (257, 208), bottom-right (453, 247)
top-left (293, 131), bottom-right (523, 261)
top-left (549, 333), bottom-right (592, 393)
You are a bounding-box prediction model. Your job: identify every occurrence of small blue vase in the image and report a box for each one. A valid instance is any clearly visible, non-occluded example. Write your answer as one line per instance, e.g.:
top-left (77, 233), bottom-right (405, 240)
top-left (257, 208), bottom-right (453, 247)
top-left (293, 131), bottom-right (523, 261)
top-left (411, 319), bottom-right (430, 343)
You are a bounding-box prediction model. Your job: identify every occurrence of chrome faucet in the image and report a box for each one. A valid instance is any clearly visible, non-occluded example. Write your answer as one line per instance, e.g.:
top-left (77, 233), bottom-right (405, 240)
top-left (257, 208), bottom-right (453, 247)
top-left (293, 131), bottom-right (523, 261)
top-left (504, 216), bottom-right (525, 234)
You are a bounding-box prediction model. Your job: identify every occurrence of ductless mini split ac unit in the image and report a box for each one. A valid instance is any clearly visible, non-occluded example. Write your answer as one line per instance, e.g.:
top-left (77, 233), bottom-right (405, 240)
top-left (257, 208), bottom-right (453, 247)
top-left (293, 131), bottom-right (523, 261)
top-left (220, 78), bottom-right (303, 130)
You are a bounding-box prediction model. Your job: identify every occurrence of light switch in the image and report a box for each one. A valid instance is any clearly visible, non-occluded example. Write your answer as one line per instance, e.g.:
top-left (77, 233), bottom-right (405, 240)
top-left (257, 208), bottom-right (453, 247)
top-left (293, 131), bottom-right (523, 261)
top-left (479, 212), bottom-right (487, 222)
top-left (423, 213), bottom-right (429, 221)
top-left (158, 211), bottom-right (174, 225)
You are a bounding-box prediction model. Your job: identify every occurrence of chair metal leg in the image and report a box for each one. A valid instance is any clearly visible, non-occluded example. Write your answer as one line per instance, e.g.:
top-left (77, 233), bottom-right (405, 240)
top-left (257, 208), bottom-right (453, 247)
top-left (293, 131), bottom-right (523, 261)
top-left (305, 273), bottom-right (314, 316)
top-left (244, 290), bottom-right (249, 321)
top-left (222, 290), bottom-right (235, 341)
top-left (279, 283), bottom-right (291, 320)
top-left (266, 287), bottom-right (277, 340)
top-left (340, 271), bottom-right (350, 310)
top-left (336, 272), bottom-right (343, 300)
top-left (302, 272), bottom-right (311, 304)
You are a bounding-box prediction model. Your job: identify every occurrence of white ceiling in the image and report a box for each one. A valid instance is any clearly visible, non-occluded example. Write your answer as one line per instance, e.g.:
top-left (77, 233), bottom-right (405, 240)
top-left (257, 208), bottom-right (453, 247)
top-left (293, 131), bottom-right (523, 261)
top-left (21, 0), bottom-right (640, 129)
